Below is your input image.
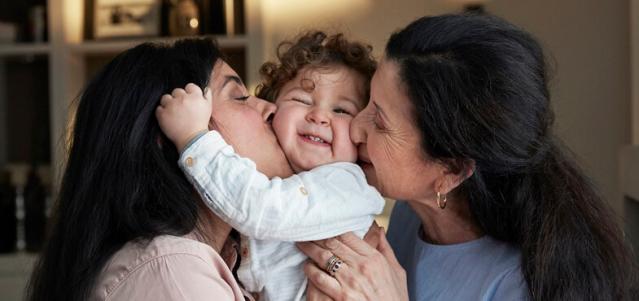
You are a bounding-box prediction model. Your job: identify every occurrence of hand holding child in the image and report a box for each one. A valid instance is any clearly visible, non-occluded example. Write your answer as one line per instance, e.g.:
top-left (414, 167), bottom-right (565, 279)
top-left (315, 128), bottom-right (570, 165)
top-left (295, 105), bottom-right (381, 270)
top-left (156, 83), bottom-right (213, 153)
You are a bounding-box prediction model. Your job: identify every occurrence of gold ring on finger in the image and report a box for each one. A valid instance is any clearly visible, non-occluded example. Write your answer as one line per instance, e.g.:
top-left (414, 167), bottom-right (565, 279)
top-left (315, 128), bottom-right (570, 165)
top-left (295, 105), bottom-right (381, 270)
top-left (324, 255), bottom-right (343, 277)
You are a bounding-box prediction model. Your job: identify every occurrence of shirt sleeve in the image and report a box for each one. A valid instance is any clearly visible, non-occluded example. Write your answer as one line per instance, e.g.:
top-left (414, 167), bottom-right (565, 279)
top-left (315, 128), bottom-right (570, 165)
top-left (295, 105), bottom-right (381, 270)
top-left (179, 131), bottom-right (385, 241)
top-left (105, 253), bottom-right (239, 301)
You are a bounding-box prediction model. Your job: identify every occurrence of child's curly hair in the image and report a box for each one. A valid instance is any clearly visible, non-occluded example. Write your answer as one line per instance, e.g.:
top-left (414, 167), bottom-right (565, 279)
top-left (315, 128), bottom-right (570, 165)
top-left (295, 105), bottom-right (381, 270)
top-left (255, 31), bottom-right (377, 102)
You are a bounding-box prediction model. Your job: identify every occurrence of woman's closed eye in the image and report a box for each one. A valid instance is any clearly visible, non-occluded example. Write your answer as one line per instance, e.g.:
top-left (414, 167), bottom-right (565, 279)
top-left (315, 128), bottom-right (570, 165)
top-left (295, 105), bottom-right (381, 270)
top-left (369, 110), bottom-right (385, 131)
top-left (234, 95), bottom-right (250, 101)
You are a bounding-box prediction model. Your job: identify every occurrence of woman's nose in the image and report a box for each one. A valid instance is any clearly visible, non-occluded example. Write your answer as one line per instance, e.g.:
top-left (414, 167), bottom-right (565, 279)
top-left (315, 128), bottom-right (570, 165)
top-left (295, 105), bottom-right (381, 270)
top-left (306, 108), bottom-right (330, 126)
top-left (253, 96), bottom-right (277, 122)
top-left (350, 110), bottom-right (367, 144)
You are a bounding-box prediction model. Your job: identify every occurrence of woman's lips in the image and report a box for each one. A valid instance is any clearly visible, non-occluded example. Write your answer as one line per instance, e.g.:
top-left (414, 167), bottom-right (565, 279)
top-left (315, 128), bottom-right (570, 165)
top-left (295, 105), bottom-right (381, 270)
top-left (357, 158), bottom-right (373, 169)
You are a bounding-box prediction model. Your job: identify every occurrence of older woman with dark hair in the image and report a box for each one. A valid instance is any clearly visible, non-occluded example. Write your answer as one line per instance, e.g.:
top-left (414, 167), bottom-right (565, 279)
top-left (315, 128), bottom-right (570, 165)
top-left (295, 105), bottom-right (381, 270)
top-left (299, 14), bottom-right (638, 300)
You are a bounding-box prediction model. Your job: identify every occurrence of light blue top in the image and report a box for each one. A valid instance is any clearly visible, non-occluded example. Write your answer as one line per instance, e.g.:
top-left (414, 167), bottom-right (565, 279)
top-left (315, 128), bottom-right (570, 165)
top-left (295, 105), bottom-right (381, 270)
top-left (387, 201), bottom-right (529, 301)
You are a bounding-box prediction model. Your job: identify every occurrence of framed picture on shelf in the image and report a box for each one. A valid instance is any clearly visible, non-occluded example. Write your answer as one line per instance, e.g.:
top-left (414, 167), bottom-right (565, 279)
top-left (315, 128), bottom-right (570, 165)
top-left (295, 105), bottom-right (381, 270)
top-left (93, 0), bottom-right (161, 39)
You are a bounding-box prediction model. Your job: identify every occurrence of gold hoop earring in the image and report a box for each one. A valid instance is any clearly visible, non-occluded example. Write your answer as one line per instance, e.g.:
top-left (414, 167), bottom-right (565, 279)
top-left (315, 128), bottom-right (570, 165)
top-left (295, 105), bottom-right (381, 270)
top-left (437, 192), bottom-right (447, 209)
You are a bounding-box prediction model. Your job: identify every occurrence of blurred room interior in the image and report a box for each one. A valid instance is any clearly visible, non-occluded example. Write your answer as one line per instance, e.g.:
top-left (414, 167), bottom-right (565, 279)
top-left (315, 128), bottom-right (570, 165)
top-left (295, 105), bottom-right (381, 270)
top-left (0, 0), bottom-right (638, 299)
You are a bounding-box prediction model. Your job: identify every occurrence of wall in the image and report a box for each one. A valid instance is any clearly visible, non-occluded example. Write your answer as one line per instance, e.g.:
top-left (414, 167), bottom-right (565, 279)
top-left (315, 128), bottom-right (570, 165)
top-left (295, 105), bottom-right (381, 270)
top-left (488, 0), bottom-right (631, 216)
top-left (254, 0), bottom-right (632, 217)
top-left (251, 0), bottom-right (457, 79)
top-left (626, 0), bottom-right (639, 259)
top-left (633, 0), bottom-right (639, 144)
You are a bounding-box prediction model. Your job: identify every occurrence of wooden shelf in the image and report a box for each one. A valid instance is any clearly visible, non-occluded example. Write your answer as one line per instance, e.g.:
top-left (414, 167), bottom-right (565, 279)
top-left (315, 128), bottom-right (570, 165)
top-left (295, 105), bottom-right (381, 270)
top-left (0, 43), bottom-right (51, 57)
top-left (69, 35), bottom-right (248, 55)
top-left (0, 0), bottom-right (262, 193)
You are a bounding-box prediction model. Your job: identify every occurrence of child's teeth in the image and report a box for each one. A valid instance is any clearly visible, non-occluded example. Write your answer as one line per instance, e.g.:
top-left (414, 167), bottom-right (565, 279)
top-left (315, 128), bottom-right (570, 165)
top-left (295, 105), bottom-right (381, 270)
top-left (307, 135), bottom-right (324, 143)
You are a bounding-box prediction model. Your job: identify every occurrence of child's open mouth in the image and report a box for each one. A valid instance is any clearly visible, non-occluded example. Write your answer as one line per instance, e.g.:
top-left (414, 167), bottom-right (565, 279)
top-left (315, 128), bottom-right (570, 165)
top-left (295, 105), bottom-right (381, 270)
top-left (299, 134), bottom-right (331, 146)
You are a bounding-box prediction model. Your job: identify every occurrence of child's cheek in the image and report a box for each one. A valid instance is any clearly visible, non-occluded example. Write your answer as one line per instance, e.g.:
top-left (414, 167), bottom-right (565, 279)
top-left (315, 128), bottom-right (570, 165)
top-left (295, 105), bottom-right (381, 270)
top-left (333, 118), bottom-right (358, 163)
top-left (271, 110), bottom-right (287, 139)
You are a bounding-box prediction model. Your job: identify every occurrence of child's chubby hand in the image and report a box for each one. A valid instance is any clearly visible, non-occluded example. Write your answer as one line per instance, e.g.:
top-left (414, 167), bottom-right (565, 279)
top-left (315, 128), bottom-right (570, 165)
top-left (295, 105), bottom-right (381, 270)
top-left (156, 83), bottom-right (213, 153)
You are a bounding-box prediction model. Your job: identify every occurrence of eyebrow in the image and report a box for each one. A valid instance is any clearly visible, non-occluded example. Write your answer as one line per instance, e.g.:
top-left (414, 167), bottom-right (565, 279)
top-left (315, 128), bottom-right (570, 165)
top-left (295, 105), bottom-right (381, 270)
top-left (221, 75), bottom-right (245, 89)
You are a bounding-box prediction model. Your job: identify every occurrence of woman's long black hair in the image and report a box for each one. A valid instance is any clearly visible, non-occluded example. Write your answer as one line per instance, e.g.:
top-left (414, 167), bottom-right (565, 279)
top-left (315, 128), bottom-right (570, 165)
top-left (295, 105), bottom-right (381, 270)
top-left (387, 14), bottom-right (637, 300)
top-left (26, 38), bottom-right (222, 301)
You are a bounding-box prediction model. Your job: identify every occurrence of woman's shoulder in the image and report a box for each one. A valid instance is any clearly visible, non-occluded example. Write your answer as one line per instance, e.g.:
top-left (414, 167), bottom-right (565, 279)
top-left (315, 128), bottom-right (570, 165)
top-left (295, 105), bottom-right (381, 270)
top-left (386, 202), bottom-right (528, 300)
top-left (92, 234), bottom-right (243, 301)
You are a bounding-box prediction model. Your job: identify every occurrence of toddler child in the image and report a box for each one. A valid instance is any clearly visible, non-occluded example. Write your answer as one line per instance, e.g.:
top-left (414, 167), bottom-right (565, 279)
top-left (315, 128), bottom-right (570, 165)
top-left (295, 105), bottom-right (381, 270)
top-left (157, 31), bottom-right (383, 301)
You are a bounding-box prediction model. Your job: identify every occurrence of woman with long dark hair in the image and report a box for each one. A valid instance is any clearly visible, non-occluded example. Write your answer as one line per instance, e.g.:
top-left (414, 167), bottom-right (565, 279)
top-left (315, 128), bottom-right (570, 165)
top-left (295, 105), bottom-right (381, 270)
top-left (298, 14), bottom-right (638, 300)
top-left (26, 38), bottom-right (292, 300)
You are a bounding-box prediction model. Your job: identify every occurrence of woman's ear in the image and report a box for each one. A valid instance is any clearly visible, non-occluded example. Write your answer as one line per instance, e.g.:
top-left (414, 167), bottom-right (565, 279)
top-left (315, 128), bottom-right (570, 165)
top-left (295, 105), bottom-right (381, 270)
top-left (460, 158), bottom-right (476, 182)
top-left (436, 158), bottom-right (476, 194)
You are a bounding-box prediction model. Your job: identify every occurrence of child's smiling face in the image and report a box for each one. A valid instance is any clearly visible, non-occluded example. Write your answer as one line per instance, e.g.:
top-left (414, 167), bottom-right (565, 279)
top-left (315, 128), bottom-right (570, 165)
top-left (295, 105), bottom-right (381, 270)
top-left (272, 65), bottom-right (367, 172)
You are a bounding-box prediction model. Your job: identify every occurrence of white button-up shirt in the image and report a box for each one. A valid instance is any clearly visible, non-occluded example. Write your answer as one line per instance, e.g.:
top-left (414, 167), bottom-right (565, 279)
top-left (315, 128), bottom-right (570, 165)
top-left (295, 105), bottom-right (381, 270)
top-left (180, 131), bottom-right (385, 301)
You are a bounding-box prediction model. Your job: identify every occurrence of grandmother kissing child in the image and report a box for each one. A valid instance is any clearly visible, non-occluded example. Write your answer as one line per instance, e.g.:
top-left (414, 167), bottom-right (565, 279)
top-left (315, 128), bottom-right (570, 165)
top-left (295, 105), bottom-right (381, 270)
top-left (156, 32), bottom-right (384, 301)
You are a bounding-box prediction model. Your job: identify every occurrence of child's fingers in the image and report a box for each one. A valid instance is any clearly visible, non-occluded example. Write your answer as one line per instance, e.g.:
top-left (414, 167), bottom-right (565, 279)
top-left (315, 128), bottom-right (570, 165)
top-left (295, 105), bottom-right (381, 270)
top-left (155, 106), bottom-right (166, 124)
top-left (159, 94), bottom-right (173, 107)
top-left (203, 87), bottom-right (212, 101)
top-left (185, 83), bottom-right (202, 95)
top-left (171, 88), bottom-right (186, 98)
top-left (154, 106), bottom-right (163, 117)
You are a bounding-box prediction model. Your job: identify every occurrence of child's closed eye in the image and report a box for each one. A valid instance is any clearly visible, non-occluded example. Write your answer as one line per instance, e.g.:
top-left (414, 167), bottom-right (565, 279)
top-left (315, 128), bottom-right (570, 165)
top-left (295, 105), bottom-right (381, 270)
top-left (333, 107), bottom-right (355, 116)
top-left (292, 98), bottom-right (312, 105)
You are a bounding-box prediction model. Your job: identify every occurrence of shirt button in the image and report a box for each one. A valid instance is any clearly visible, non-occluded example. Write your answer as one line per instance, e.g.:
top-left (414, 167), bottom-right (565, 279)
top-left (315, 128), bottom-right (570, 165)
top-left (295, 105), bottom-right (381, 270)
top-left (185, 157), bottom-right (194, 167)
top-left (299, 187), bottom-right (308, 195)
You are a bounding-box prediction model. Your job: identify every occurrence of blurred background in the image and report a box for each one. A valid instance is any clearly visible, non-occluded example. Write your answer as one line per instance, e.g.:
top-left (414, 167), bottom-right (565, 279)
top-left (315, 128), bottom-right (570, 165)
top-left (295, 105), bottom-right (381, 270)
top-left (0, 0), bottom-right (637, 299)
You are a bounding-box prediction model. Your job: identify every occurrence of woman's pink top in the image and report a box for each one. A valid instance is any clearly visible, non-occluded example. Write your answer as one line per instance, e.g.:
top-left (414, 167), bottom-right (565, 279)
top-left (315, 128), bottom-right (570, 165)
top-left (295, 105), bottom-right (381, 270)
top-left (91, 233), bottom-right (250, 301)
